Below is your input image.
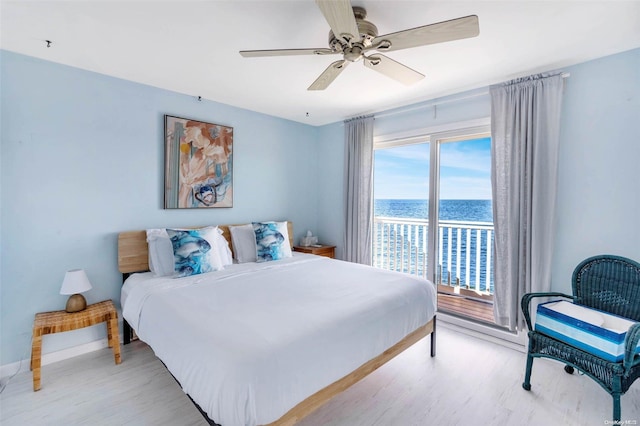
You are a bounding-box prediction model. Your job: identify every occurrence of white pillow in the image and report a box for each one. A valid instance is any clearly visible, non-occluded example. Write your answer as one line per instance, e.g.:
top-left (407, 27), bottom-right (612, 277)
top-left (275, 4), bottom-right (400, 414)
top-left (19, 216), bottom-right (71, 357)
top-left (215, 227), bottom-right (233, 266)
top-left (147, 226), bottom-right (231, 275)
top-left (146, 229), bottom-right (175, 276)
top-left (229, 224), bottom-right (257, 263)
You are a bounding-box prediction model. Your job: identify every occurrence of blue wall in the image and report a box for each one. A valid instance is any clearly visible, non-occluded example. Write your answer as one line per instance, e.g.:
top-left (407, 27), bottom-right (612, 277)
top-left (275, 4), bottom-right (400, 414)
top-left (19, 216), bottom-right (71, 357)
top-left (552, 48), bottom-right (640, 291)
top-left (316, 48), bottom-right (640, 294)
top-left (0, 51), bottom-right (319, 365)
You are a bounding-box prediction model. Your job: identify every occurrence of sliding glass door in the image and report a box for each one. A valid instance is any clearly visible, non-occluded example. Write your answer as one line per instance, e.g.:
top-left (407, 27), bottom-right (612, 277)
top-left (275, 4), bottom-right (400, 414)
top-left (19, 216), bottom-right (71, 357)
top-left (373, 124), bottom-right (497, 326)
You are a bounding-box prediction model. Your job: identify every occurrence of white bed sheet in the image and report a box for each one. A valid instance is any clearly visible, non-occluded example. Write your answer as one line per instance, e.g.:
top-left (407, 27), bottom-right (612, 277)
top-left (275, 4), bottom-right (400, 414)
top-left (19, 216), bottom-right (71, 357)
top-left (122, 253), bottom-right (436, 426)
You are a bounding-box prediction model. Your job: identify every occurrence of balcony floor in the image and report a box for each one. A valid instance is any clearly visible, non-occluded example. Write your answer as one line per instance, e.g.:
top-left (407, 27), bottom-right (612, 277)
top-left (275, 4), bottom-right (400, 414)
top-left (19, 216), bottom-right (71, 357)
top-left (437, 293), bottom-right (495, 324)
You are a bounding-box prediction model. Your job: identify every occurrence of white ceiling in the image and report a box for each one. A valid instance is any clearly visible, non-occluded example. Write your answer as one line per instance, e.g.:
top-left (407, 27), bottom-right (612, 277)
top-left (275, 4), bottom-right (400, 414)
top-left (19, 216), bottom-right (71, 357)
top-left (1, 1), bottom-right (639, 126)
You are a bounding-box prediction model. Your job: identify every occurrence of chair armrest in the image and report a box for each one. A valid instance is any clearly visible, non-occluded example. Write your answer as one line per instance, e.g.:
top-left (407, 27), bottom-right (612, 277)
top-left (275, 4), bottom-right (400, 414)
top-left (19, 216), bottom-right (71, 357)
top-left (521, 292), bottom-right (574, 331)
top-left (624, 322), bottom-right (640, 370)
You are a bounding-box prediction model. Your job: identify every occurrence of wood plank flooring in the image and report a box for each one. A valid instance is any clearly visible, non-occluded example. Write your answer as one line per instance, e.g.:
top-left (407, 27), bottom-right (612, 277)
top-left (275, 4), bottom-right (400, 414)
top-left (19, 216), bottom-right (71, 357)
top-left (1, 326), bottom-right (638, 425)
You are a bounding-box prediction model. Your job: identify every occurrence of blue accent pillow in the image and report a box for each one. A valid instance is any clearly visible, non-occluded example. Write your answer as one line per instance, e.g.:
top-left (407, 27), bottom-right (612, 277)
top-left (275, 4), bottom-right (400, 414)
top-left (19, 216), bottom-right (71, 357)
top-left (166, 228), bottom-right (224, 277)
top-left (252, 222), bottom-right (286, 263)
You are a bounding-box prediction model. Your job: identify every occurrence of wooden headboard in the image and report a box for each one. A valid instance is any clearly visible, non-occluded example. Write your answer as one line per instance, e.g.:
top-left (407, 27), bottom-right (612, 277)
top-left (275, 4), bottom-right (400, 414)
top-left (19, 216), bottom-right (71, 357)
top-left (117, 222), bottom-right (294, 274)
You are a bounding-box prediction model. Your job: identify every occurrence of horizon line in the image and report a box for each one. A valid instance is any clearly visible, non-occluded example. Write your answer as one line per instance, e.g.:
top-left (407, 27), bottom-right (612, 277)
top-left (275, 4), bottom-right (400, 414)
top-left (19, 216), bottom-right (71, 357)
top-left (375, 198), bottom-right (492, 201)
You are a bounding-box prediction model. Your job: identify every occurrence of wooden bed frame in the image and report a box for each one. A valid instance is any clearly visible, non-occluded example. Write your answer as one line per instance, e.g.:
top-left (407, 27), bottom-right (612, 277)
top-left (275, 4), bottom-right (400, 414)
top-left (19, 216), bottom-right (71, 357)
top-left (117, 222), bottom-right (436, 426)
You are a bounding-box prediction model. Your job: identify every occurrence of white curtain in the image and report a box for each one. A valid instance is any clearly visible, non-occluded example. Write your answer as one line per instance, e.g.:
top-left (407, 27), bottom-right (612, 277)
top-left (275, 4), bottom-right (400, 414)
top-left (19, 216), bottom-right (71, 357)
top-left (344, 115), bottom-right (374, 265)
top-left (490, 73), bottom-right (565, 331)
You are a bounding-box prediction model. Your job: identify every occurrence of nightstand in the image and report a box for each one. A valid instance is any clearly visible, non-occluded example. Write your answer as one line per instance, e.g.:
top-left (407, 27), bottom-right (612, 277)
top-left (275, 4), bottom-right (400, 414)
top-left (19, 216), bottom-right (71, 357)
top-left (293, 245), bottom-right (336, 259)
top-left (31, 299), bottom-right (121, 391)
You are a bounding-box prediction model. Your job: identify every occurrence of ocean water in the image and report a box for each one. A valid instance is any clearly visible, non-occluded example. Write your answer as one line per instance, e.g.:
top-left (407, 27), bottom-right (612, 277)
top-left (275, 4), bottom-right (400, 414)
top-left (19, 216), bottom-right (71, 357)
top-left (373, 199), bottom-right (494, 292)
top-left (375, 199), bottom-right (492, 222)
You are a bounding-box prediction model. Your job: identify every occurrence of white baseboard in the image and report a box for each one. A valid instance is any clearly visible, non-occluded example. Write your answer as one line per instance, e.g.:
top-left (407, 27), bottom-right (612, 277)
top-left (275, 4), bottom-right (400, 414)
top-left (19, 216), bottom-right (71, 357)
top-left (0, 338), bottom-right (110, 380)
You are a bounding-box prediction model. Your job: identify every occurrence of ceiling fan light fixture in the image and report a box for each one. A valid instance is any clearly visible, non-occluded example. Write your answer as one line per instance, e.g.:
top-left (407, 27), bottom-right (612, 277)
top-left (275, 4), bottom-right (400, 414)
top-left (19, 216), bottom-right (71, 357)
top-left (343, 44), bottom-right (364, 62)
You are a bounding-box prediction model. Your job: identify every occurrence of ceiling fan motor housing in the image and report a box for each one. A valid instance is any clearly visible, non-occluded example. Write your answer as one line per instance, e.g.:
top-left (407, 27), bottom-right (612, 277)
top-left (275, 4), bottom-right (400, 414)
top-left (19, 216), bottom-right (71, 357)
top-left (328, 6), bottom-right (378, 54)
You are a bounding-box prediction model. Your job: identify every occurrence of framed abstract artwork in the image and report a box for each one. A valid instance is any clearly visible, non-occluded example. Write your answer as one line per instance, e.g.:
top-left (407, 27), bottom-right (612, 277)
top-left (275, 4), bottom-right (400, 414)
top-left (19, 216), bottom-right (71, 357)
top-left (164, 115), bottom-right (233, 209)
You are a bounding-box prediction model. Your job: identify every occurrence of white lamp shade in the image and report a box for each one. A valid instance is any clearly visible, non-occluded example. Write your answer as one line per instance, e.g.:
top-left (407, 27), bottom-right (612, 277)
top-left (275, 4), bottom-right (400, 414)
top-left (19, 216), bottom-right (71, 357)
top-left (60, 269), bottom-right (93, 295)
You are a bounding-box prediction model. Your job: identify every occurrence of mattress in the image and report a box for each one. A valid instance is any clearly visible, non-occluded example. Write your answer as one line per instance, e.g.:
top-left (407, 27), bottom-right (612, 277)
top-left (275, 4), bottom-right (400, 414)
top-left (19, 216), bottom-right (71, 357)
top-left (535, 300), bottom-right (640, 362)
top-left (122, 253), bottom-right (436, 426)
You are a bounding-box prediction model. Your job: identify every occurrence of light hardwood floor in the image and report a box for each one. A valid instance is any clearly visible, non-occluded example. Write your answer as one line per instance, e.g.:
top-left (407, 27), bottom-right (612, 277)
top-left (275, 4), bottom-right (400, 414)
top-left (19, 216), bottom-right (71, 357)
top-left (1, 326), bottom-right (638, 426)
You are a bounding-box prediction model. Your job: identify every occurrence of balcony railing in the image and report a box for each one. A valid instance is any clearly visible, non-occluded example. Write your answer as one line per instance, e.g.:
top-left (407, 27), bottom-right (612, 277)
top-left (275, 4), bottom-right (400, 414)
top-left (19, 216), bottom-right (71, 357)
top-left (373, 216), bottom-right (495, 297)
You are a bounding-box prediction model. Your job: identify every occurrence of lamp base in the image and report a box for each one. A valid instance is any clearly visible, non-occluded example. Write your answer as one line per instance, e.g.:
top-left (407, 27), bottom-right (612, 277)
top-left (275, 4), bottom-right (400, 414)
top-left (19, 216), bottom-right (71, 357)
top-left (65, 294), bottom-right (87, 313)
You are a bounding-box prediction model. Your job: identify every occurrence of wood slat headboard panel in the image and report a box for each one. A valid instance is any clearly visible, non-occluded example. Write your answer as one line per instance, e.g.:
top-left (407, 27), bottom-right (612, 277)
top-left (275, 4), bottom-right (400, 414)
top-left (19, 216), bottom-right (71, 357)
top-left (118, 222), bottom-right (294, 273)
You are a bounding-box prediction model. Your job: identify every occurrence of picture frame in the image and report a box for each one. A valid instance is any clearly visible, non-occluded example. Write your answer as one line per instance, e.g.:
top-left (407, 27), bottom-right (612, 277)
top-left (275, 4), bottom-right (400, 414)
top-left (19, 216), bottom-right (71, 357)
top-left (164, 115), bottom-right (233, 209)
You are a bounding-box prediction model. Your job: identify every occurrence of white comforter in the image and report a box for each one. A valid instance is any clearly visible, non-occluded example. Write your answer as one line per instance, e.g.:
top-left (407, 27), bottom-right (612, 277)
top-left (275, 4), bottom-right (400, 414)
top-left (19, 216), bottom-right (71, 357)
top-left (122, 253), bottom-right (436, 426)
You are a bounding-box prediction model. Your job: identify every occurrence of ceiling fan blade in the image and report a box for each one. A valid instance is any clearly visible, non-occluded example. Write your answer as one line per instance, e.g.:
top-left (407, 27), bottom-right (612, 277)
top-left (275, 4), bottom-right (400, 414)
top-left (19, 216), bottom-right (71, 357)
top-left (315, 0), bottom-right (361, 44)
top-left (308, 60), bottom-right (349, 91)
top-left (240, 48), bottom-right (335, 58)
top-left (363, 54), bottom-right (424, 86)
top-left (371, 15), bottom-right (479, 53)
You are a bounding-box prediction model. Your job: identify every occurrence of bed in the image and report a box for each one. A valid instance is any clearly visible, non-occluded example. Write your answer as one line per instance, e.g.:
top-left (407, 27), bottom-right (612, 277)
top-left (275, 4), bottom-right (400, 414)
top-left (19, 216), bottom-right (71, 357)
top-left (118, 222), bottom-right (437, 426)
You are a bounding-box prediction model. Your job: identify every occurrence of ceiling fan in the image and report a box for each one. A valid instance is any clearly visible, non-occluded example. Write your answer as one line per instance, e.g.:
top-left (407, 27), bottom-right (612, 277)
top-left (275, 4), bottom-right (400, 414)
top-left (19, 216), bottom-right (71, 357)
top-left (239, 0), bottom-right (479, 91)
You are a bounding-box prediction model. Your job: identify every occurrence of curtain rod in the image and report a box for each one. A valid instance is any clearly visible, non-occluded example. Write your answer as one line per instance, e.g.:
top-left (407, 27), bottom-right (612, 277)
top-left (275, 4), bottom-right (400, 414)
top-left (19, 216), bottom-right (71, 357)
top-left (372, 73), bottom-right (570, 120)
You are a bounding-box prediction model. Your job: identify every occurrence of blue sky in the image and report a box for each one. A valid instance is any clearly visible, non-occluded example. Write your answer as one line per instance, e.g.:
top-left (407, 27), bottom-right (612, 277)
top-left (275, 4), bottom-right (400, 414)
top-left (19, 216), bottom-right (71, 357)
top-left (374, 137), bottom-right (492, 200)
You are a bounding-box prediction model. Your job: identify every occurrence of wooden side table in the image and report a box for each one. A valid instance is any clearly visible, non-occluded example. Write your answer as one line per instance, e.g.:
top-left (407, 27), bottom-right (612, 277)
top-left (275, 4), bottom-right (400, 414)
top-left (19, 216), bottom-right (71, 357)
top-left (31, 299), bottom-right (122, 391)
top-left (293, 244), bottom-right (336, 259)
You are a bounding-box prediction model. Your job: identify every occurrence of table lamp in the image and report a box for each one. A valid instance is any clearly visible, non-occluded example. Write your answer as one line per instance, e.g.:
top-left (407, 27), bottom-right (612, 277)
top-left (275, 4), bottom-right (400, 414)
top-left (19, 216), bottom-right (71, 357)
top-left (60, 269), bottom-right (93, 313)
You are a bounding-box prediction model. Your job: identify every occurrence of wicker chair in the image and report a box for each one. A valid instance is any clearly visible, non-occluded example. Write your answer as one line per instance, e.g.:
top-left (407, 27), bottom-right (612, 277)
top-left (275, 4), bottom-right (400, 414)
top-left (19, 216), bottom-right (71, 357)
top-left (521, 254), bottom-right (640, 422)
